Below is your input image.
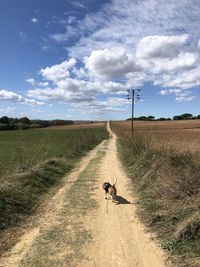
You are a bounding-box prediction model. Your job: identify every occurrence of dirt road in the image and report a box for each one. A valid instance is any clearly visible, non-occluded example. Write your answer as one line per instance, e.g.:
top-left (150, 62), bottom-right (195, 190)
top-left (0, 122), bottom-right (168, 267)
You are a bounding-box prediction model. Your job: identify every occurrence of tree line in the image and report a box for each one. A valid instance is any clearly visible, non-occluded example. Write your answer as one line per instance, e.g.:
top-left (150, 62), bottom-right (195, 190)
top-left (127, 113), bottom-right (200, 121)
top-left (0, 116), bottom-right (74, 131)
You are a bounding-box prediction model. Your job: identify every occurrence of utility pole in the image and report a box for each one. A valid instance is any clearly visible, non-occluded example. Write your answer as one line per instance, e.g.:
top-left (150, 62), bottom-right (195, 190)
top-left (127, 89), bottom-right (140, 136)
top-left (131, 89), bottom-right (134, 136)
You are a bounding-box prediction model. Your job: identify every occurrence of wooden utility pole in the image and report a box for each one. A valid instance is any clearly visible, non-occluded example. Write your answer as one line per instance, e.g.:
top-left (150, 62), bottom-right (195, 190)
top-left (131, 89), bottom-right (135, 136)
top-left (127, 89), bottom-right (140, 136)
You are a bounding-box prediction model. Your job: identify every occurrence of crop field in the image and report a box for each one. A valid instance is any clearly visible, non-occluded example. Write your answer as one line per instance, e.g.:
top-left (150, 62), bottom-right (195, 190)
top-left (111, 120), bottom-right (200, 150)
top-left (46, 122), bottom-right (105, 130)
top-left (111, 120), bottom-right (200, 266)
top-left (0, 124), bottom-right (108, 254)
top-left (0, 125), bottom-right (107, 178)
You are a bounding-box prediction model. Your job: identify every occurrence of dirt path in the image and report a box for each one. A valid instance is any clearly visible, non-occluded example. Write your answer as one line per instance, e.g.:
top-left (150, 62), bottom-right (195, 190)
top-left (78, 122), bottom-right (168, 267)
top-left (0, 122), bottom-right (168, 267)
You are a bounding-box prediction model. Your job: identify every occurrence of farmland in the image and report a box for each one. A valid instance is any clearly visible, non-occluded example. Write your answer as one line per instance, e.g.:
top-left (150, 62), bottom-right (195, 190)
top-left (0, 124), bottom-right (108, 254)
top-left (112, 120), bottom-right (200, 153)
top-left (0, 123), bottom-right (107, 177)
top-left (111, 120), bottom-right (200, 266)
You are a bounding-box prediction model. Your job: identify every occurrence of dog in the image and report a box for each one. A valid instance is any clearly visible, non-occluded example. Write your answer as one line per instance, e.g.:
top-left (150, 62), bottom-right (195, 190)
top-left (102, 181), bottom-right (119, 204)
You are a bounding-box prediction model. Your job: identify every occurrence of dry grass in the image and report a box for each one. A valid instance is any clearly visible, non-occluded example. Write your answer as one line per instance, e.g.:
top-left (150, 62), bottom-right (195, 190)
top-left (112, 120), bottom-right (200, 151)
top-left (111, 120), bottom-right (200, 267)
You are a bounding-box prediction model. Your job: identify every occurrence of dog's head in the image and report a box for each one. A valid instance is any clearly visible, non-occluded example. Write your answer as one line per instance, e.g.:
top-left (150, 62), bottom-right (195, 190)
top-left (102, 182), bottom-right (111, 191)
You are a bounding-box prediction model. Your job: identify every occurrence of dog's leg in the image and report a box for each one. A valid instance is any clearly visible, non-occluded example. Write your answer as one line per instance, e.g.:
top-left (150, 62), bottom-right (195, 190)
top-left (105, 192), bottom-right (108, 199)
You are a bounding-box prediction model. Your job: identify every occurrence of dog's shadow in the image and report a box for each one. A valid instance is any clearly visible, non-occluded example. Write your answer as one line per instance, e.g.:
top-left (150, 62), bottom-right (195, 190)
top-left (116, 195), bottom-right (131, 204)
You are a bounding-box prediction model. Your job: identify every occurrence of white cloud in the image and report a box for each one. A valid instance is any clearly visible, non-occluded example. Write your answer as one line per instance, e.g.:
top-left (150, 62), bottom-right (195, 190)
top-left (26, 78), bottom-right (49, 87)
top-left (61, 0), bottom-right (200, 59)
top-left (31, 18), bottom-right (39, 24)
top-left (160, 88), bottom-right (195, 102)
top-left (26, 78), bottom-right (36, 86)
top-left (160, 89), bottom-right (182, 95)
top-left (51, 33), bottom-right (68, 42)
top-left (68, 16), bottom-right (76, 24)
top-left (0, 90), bottom-right (45, 106)
top-left (26, 22), bottom-right (200, 110)
top-left (51, 25), bottom-right (79, 42)
top-left (72, 67), bottom-right (88, 79)
top-left (135, 35), bottom-right (198, 73)
top-left (70, 0), bottom-right (86, 9)
top-left (71, 96), bottom-right (128, 115)
top-left (24, 99), bottom-right (45, 106)
top-left (42, 46), bottom-right (53, 52)
top-left (139, 51), bottom-right (198, 73)
top-left (27, 78), bottom-right (127, 103)
top-left (155, 66), bottom-right (200, 89)
top-left (27, 32), bottom-right (200, 107)
top-left (40, 58), bottom-right (76, 81)
top-left (175, 94), bottom-right (195, 102)
top-left (136, 35), bottom-right (189, 59)
top-left (0, 90), bottom-right (24, 102)
top-left (85, 47), bottom-right (140, 79)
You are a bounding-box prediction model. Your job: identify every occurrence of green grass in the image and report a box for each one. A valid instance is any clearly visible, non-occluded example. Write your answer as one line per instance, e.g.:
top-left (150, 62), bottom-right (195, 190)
top-left (0, 127), bottom-right (108, 177)
top-left (0, 126), bottom-right (108, 255)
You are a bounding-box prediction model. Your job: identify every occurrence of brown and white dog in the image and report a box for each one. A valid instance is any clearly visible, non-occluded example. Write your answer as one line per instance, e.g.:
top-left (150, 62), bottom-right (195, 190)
top-left (102, 181), bottom-right (118, 203)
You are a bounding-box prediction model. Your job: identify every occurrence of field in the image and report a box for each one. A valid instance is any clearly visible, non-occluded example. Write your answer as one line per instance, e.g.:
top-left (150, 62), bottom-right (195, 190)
top-left (112, 120), bottom-right (200, 153)
top-left (111, 120), bottom-right (200, 266)
top-left (0, 124), bottom-right (107, 178)
top-left (46, 122), bottom-right (105, 130)
top-left (0, 124), bottom-right (108, 254)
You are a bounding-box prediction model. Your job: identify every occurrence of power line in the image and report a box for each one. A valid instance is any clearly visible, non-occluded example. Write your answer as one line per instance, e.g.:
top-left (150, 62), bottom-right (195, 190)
top-left (127, 89), bottom-right (141, 136)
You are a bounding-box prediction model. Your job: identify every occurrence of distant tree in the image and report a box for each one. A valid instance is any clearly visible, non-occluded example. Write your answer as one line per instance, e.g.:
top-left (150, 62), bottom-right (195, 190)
top-left (147, 116), bottom-right (155, 121)
top-left (19, 117), bottom-right (30, 124)
top-left (0, 116), bottom-right (9, 124)
top-left (127, 116), bottom-right (155, 121)
top-left (0, 116), bottom-right (75, 131)
top-left (0, 123), bottom-right (9, 130)
top-left (157, 117), bottom-right (167, 121)
top-left (137, 116), bottom-right (148, 121)
top-left (9, 117), bottom-right (19, 124)
top-left (173, 115), bottom-right (183, 120)
top-left (180, 113), bottom-right (193, 120)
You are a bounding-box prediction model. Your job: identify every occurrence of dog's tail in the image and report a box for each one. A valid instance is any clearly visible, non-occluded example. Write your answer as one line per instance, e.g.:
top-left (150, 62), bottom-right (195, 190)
top-left (112, 177), bottom-right (117, 187)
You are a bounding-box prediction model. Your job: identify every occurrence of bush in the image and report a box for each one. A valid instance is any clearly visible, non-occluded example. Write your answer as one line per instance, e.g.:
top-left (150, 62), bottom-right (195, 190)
top-left (0, 123), bottom-right (8, 130)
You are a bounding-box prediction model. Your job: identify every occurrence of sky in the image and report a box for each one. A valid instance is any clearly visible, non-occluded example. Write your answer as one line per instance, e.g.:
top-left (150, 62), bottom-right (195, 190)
top-left (1, 0), bottom-right (200, 120)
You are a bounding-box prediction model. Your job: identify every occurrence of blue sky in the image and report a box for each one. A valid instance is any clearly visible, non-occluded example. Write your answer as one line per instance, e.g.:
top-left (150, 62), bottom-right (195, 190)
top-left (1, 0), bottom-right (200, 120)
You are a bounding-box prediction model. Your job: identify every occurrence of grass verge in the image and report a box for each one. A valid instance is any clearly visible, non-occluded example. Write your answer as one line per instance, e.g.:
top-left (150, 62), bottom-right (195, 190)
top-left (20, 143), bottom-right (107, 267)
top-left (0, 126), bottom-right (108, 255)
top-left (111, 123), bottom-right (200, 267)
